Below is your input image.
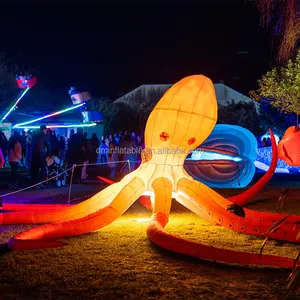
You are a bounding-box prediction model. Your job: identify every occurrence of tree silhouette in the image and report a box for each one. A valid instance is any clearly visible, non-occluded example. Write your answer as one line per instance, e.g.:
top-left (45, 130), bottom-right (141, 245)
top-left (255, 0), bottom-right (299, 63)
top-left (257, 100), bottom-right (296, 136)
top-left (217, 101), bottom-right (262, 136)
top-left (90, 97), bottom-right (119, 133)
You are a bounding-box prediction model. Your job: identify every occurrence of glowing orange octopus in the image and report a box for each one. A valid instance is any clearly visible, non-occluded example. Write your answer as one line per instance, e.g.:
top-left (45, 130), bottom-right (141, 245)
top-left (2, 75), bottom-right (300, 269)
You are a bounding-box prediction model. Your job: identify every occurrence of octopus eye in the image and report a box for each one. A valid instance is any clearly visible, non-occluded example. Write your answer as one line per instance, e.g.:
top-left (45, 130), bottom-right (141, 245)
top-left (160, 132), bottom-right (169, 141)
top-left (188, 138), bottom-right (196, 145)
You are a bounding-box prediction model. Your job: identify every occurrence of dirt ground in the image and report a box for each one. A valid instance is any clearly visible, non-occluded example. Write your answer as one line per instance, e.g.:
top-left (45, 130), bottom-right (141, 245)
top-left (0, 187), bottom-right (300, 299)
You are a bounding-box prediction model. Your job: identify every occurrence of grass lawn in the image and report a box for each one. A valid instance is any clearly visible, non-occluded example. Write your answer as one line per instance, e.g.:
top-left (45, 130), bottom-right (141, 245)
top-left (0, 187), bottom-right (300, 299)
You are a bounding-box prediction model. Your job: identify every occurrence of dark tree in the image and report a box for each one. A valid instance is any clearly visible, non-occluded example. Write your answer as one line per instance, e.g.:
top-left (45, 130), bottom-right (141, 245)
top-left (0, 54), bottom-right (19, 116)
top-left (0, 54), bottom-right (16, 90)
top-left (90, 97), bottom-right (119, 134)
top-left (255, 0), bottom-right (300, 63)
top-left (257, 100), bottom-right (296, 136)
top-left (218, 100), bottom-right (295, 137)
top-left (217, 101), bottom-right (262, 136)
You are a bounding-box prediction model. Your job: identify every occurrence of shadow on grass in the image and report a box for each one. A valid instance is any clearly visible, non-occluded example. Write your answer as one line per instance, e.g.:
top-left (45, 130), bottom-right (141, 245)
top-left (62, 231), bottom-right (99, 244)
top-left (0, 243), bottom-right (11, 255)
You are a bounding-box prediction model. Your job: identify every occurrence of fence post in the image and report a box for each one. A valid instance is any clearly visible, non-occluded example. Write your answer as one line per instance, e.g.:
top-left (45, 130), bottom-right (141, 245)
top-left (68, 164), bottom-right (76, 204)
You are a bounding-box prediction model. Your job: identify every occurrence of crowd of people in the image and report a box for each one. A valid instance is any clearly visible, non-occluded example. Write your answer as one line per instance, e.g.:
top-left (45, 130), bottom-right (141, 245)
top-left (260, 137), bottom-right (272, 148)
top-left (98, 131), bottom-right (144, 178)
top-left (0, 127), bottom-right (145, 189)
top-left (0, 126), bottom-right (69, 189)
top-left (0, 127), bottom-right (287, 190)
top-left (258, 135), bottom-right (283, 148)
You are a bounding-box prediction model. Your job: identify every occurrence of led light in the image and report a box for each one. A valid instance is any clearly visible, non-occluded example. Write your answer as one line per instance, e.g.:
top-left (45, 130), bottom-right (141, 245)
top-left (15, 122), bottom-right (97, 129)
top-left (47, 123), bottom-right (96, 129)
top-left (1, 88), bottom-right (30, 122)
top-left (188, 150), bottom-right (242, 162)
top-left (13, 103), bottom-right (85, 128)
top-left (254, 160), bottom-right (289, 174)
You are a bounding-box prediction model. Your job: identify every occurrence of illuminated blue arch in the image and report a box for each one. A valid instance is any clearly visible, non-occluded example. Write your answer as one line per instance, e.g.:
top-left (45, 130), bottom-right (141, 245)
top-left (184, 124), bottom-right (257, 188)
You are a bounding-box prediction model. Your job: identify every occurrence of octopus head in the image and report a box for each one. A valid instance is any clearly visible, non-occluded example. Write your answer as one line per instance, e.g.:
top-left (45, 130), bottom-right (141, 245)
top-left (144, 75), bottom-right (218, 164)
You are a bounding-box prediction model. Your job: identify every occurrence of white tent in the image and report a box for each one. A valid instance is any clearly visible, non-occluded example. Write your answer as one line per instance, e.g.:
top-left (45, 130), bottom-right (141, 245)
top-left (214, 83), bottom-right (259, 112)
top-left (114, 83), bottom-right (259, 112)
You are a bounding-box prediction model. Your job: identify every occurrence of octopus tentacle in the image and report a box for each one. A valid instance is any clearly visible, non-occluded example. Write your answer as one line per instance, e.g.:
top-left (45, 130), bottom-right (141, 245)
top-left (182, 172), bottom-right (300, 225)
top-left (177, 178), bottom-right (300, 243)
top-left (146, 177), bottom-right (294, 268)
top-left (228, 129), bottom-right (278, 206)
top-left (2, 203), bottom-right (73, 212)
top-left (138, 195), bottom-right (153, 210)
top-left (176, 194), bottom-right (215, 223)
top-left (97, 175), bottom-right (153, 210)
top-left (190, 177), bottom-right (300, 223)
top-left (151, 177), bottom-right (173, 217)
top-left (147, 212), bottom-right (294, 268)
top-left (8, 176), bottom-right (145, 250)
top-left (0, 171), bottom-right (139, 225)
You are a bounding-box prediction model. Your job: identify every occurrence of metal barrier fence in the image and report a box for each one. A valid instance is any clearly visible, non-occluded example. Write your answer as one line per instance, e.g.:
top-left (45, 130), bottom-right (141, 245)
top-left (0, 160), bottom-right (134, 204)
top-left (67, 160), bottom-right (131, 203)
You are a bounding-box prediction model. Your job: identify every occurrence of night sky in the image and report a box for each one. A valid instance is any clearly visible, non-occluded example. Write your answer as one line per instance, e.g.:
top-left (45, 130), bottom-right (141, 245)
top-left (1, 1), bottom-right (272, 106)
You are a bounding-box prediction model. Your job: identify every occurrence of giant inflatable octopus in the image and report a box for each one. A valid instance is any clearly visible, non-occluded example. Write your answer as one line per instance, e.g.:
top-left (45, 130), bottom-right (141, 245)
top-left (2, 75), bottom-right (300, 269)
